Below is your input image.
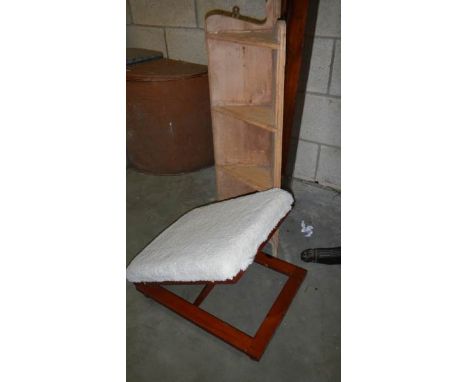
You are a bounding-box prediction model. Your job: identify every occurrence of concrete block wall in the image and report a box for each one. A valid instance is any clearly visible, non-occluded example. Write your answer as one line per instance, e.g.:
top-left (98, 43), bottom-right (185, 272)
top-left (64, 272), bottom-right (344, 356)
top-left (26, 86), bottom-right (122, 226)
top-left (126, 0), bottom-right (266, 64)
top-left (292, 0), bottom-right (340, 189)
top-left (127, 0), bottom-right (341, 189)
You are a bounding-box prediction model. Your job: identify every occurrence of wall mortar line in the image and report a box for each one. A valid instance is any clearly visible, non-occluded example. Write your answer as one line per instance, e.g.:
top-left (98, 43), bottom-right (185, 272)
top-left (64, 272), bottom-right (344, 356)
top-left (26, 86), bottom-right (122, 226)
top-left (127, 0), bottom-right (134, 25)
top-left (132, 23), bottom-right (201, 30)
top-left (309, 35), bottom-right (341, 40)
top-left (313, 144), bottom-right (322, 181)
top-left (194, 0), bottom-right (199, 28)
top-left (163, 27), bottom-right (169, 58)
top-left (304, 91), bottom-right (341, 100)
top-left (298, 138), bottom-right (341, 150)
top-left (326, 39), bottom-right (337, 95)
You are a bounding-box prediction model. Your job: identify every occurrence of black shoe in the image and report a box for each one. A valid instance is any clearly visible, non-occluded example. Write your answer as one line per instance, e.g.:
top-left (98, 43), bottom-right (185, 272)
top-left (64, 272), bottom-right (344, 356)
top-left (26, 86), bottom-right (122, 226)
top-left (301, 247), bottom-right (341, 265)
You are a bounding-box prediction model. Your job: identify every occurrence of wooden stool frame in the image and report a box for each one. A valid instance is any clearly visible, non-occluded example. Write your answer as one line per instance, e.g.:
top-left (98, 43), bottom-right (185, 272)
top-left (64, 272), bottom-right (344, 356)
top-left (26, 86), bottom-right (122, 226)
top-left (134, 247), bottom-right (306, 361)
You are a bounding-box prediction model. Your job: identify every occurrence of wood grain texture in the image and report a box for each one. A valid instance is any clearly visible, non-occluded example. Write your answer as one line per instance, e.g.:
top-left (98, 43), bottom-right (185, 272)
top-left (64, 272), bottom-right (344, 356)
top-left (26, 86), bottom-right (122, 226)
top-left (206, 30), bottom-right (279, 49)
top-left (211, 112), bottom-right (273, 168)
top-left (215, 167), bottom-right (257, 200)
top-left (220, 164), bottom-right (272, 190)
top-left (273, 21), bottom-right (286, 186)
top-left (206, 40), bottom-right (273, 106)
top-left (212, 105), bottom-right (275, 131)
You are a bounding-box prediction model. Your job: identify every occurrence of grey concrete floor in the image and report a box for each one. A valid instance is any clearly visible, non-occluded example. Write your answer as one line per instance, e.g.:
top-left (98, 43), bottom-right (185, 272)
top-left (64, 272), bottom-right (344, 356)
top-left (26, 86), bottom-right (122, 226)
top-left (127, 167), bottom-right (340, 382)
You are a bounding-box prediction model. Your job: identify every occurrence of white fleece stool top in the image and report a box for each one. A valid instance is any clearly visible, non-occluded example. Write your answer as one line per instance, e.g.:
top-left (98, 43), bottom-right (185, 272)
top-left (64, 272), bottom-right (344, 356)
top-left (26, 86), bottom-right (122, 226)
top-left (126, 188), bottom-right (294, 283)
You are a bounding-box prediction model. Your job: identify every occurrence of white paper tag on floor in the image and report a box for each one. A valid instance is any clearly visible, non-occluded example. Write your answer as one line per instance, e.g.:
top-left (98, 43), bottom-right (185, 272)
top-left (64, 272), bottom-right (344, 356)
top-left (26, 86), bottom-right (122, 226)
top-left (301, 220), bottom-right (314, 237)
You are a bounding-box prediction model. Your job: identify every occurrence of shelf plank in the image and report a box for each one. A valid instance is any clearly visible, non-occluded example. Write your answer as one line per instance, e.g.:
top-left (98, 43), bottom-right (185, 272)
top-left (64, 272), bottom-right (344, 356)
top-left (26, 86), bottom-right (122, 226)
top-left (219, 164), bottom-right (273, 191)
top-left (207, 30), bottom-right (279, 49)
top-left (212, 105), bottom-right (275, 132)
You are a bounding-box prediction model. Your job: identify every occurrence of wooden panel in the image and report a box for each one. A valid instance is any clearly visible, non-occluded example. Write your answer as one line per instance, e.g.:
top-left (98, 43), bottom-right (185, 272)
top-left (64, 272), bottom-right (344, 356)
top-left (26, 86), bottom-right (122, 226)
top-left (212, 105), bottom-right (275, 131)
top-left (273, 21), bottom-right (286, 186)
top-left (207, 39), bottom-right (273, 106)
top-left (207, 30), bottom-right (279, 49)
top-left (215, 167), bottom-right (257, 201)
top-left (205, 0), bottom-right (281, 33)
top-left (211, 112), bottom-right (273, 167)
top-left (220, 164), bottom-right (272, 191)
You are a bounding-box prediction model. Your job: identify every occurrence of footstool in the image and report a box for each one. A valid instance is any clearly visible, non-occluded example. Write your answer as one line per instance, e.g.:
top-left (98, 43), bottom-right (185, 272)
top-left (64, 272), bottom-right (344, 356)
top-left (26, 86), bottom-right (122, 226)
top-left (127, 188), bottom-right (307, 360)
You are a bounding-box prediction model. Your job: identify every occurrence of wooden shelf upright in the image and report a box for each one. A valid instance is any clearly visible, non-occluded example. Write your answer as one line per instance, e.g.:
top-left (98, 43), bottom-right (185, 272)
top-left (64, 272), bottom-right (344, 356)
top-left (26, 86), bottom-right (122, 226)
top-left (205, 0), bottom-right (286, 203)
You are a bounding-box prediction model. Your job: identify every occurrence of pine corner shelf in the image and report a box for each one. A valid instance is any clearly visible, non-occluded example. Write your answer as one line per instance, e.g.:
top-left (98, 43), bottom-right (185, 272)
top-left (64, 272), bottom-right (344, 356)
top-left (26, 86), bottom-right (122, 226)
top-left (206, 0), bottom-right (285, 202)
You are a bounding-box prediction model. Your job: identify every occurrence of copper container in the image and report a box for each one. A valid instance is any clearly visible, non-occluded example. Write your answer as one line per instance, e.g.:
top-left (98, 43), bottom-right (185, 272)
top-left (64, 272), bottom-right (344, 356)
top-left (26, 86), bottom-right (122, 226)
top-left (126, 59), bottom-right (214, 174)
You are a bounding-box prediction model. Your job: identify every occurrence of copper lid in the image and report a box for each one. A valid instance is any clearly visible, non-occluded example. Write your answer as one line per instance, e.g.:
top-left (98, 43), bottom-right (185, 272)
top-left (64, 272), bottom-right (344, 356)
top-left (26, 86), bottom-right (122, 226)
top-left (126, 48), bottom-right (163, 65)
top-left (127, 58), bottom-right (208, 82)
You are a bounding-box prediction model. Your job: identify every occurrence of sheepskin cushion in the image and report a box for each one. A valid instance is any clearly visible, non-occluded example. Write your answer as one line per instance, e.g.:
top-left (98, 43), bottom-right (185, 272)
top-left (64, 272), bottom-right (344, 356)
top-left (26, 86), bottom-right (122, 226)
top-left (126, 188), bottom-right (294, 283)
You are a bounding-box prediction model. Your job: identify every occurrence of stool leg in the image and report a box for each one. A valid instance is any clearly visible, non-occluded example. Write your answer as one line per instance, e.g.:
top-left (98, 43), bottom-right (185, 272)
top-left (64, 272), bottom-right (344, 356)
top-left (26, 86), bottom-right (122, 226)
top-left (270, 230), bottom-right (280, 257)
top-left (193, 283), bottom-right (215, 306)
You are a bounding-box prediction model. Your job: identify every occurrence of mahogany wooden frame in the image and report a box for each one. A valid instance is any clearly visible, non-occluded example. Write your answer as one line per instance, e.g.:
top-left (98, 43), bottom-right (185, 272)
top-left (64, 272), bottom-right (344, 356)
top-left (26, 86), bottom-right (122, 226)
top-left (134, 250), bottom-right (306, 361)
